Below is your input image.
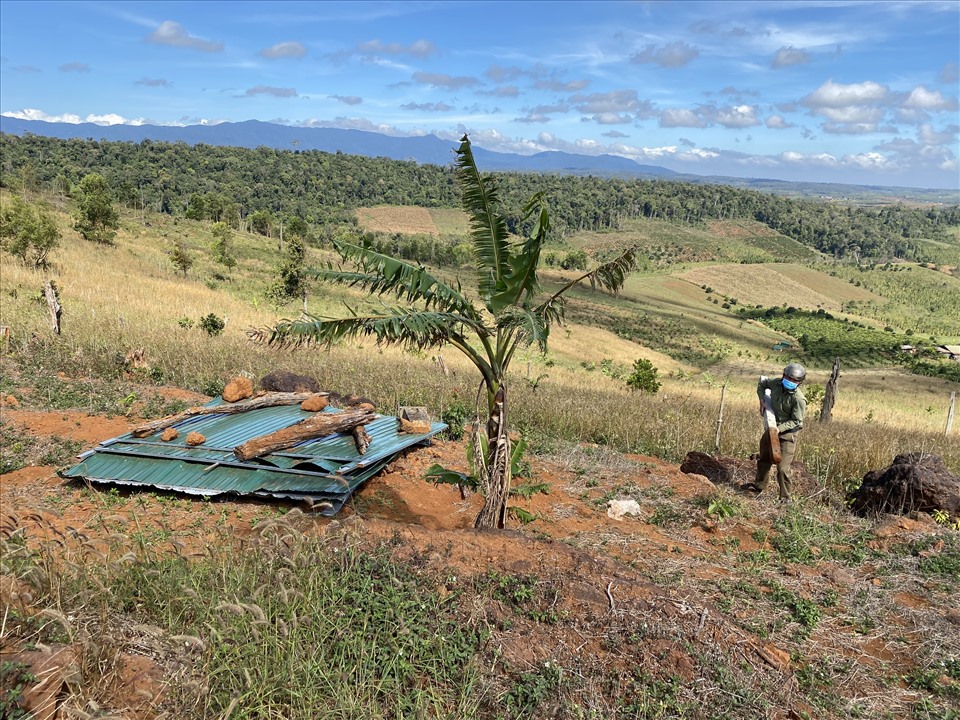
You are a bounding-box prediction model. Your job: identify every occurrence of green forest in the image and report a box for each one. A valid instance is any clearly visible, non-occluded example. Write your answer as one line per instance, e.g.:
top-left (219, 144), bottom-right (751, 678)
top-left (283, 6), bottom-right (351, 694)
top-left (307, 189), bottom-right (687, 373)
top-left (2, 132), bottom-right (959, 263)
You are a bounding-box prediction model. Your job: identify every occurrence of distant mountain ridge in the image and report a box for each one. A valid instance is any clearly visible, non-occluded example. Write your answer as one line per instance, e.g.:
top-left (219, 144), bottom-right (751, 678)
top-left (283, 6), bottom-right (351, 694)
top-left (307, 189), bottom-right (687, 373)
top-left (2, 116), bottom-right (956, 203)
top-left (0, 116), bottom-right (676, 179)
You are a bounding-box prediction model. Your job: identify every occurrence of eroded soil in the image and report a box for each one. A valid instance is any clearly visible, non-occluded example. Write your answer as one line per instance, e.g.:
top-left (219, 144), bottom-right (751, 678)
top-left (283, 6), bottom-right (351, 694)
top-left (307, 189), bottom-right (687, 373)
top-left (2, 400), bottom-right (958, 719)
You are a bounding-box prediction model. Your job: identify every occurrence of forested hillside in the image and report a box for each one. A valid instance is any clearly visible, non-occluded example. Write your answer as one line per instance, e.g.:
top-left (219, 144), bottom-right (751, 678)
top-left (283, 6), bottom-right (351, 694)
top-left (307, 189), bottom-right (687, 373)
top-left (2, 133), bottom-right (958, 263)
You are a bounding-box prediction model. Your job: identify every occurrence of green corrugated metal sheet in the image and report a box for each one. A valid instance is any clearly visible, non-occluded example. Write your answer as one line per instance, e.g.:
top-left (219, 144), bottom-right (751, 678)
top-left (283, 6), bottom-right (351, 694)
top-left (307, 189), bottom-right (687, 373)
top-left (60, 400), bottom-right (447, 515)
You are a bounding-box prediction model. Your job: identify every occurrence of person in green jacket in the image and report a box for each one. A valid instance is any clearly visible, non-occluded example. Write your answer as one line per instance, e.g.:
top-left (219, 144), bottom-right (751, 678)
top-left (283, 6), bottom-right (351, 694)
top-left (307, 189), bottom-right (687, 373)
top-left (744, 362), bottom-right (807, 502)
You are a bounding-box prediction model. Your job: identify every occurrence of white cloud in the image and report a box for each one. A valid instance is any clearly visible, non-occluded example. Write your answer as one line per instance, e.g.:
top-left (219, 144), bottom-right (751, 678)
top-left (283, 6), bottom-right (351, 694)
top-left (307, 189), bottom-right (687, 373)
top-left (818, 106), bottom-right (885, 123)
top-left (902, 85), bottom-right (958, 111)
top-left (569, 90), bottom-right (657, 119)
top-left (411, 72), bottom-right (477, 90)
top-left (357, 39), bottom-right (436, 58)
top-left (771, 46), bottom-right (809, 69)
top-left (822, 122), bottom-right (883, 134)
top-left (631, 41), bottom-right (699, 68)
top-left (259, 41), bottom-right (307, 59)
top-left (765, 115), bottom-right (793, 129)
top-left (844, 152), bottom-right (889, 169)
top-left (590, 112), bottom-right (632, 125)
top-left (660, 108), bottom-right (708, 128)
top-left (1, 108), bottom-right (150, 125)
top-left (243, 86), bottom-right (298, 98)
top-left (714, 105), bottom-right (760, 128)
top-left (780, 151), bottom-right (839, 166)
top-left (918, 123), bottom-right (958, 146)
top-left (146, 21), bottom-right (223, 52)
top-left (802, 79), bottom-right (888, 108)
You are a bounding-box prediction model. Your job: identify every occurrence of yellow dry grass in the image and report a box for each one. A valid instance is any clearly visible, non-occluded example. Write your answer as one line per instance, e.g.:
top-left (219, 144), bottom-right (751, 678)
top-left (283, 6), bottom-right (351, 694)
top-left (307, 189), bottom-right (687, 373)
top-left (678, 263), bottom-right (878, 311)
top-left (704, 219), bottom-right (782, 239)
top-left (2, 201), bottom-right (956, 441)
top-left (355, 206), bottom-right (439, 235)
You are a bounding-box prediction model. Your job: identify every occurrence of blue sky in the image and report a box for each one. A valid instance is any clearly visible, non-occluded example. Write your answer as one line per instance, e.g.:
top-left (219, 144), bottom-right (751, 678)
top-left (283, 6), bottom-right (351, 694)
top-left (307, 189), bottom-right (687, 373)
top-left (1, 0), bottom-right (958, 189)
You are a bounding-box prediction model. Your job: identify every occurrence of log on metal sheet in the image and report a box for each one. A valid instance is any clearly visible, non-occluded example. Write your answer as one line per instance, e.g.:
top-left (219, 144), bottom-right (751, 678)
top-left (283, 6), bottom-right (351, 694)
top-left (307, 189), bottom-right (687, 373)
top-left (131, 392), bottom-right (322, 438)
top-left (234, 407), bottom-right (376, 460)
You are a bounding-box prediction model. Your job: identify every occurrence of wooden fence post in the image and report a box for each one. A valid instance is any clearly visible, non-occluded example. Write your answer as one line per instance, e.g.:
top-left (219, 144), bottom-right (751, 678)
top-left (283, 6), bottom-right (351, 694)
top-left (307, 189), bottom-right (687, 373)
top-left (44, 280), bottom-right (62, 335)
top-left (820, 357), bottom-right (841, 423)
top-left (947, 392), bottom-right (956, 436)
top-left (714, 383), bottom-right (726, 453)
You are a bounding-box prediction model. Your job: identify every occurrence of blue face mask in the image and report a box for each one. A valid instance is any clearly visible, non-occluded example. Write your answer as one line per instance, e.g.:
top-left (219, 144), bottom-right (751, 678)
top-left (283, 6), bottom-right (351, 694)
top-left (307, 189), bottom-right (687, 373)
top-left (782, 378), bottom-right (799, 391)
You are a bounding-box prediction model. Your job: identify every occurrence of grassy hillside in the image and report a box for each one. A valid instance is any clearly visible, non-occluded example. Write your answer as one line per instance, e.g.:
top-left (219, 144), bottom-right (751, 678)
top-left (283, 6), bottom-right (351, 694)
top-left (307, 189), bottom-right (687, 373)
top-left (3, 194), bottom-right (957, 464)
top-left (4, 194), bottom-right (960, 720)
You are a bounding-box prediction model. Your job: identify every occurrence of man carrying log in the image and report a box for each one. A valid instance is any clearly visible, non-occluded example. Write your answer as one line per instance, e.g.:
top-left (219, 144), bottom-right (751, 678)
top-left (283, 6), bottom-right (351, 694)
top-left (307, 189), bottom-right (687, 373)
top-left (742, 363), bottom-right (807, 503)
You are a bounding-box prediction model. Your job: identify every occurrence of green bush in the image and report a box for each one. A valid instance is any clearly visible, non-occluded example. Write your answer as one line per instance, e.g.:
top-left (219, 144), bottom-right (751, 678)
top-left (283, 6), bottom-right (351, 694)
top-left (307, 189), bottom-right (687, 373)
top-left (198, 313), bottom-right (225, 337)
top-left (626, 358), bottom-right (662, 394)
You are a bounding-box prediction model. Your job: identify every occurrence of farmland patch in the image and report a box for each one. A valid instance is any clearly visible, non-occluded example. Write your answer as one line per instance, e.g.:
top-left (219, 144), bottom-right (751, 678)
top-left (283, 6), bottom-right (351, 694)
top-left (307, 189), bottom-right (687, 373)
top-left (356, 205), bottom-right (439, 235)
top-left (679, 264), bottom-right (878, 312)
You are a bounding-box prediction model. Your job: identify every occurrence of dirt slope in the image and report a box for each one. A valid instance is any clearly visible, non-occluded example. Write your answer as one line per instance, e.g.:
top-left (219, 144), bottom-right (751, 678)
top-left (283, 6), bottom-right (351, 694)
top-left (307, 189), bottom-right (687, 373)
top-left (2, 405), bottom-right (958, 719)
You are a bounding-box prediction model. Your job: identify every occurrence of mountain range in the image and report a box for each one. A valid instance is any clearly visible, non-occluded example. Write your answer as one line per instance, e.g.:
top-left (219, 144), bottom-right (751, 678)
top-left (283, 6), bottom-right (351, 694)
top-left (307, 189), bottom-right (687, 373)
top-left (0, 116), bottom-right (675, 179)
top-left (2, 116), bottom-right (955, 203)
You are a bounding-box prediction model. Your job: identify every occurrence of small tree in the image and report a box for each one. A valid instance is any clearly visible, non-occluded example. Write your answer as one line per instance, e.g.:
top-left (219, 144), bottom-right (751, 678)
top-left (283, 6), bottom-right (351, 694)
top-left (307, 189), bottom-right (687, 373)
top-left (0, 195), bottom-right (60, 269)
top-left (267, 234), bottom-right (307, 307)
top-left (170, 240), bottom-right (193, 276)
top-left (73, 173), bottom-right (119, 244)
top-left (211, 222), bottom-right (236, 268)
top-left (626, 358), bottom-right (661, 394)
top-left (262, 135), bottom-right (635, 529)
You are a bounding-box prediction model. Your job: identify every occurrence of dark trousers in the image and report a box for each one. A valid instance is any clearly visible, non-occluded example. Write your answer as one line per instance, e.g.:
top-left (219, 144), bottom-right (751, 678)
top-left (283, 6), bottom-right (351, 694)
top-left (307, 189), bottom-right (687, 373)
top-left (756, 433), bottom-right (797, 501)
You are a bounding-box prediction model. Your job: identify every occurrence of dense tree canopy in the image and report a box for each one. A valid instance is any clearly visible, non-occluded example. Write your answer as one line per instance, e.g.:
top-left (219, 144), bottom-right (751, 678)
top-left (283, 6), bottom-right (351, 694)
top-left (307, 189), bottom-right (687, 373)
top-left (1, 132), bottom-right (957, 262)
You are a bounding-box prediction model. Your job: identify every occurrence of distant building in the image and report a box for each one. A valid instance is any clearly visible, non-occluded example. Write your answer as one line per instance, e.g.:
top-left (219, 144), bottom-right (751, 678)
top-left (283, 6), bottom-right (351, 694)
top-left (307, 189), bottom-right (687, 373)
top-left (936, 345), bottom-right (960, 361)
top-left (773, 341), bottom-right (793, 352)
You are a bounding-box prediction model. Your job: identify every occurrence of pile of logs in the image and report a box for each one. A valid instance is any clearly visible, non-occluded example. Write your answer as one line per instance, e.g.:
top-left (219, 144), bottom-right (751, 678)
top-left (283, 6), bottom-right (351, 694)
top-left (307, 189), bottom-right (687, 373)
top-left (131, 375), bottom-right (379, 459)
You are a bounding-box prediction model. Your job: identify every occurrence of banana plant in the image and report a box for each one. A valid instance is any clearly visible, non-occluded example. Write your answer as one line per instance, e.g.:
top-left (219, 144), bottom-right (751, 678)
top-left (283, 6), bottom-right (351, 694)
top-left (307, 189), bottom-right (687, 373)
top-left (265, 135), bottom-right (636, 529)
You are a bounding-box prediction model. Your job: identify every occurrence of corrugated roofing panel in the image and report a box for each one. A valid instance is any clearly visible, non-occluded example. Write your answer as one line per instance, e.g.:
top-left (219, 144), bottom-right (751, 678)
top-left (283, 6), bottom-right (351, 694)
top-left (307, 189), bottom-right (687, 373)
top-left (60, 399), bottom-right (446, 515)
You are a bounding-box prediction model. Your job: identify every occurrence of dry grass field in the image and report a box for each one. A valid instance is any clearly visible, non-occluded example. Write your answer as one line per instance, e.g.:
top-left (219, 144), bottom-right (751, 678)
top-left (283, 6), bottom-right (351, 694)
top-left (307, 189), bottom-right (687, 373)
top-left (355, 205), bottom-right (440, 235)
top-left (678, 263), bottom-right (879, 312)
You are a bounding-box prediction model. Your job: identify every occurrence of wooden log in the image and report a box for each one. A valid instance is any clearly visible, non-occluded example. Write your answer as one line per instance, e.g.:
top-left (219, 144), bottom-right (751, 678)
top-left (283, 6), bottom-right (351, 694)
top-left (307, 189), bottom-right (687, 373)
top-left (352, 425), bottom-right (372, 455)
top-left (44, 280), bottom-right (62, 335)
top-left (761, 388), bottom-right (782, 464)
top-left (131, 392), bottom-right (322, 438)
top-left (820, 357), bottom-right (841, 424)
top-left (234, 407), bottom-right (376, 461)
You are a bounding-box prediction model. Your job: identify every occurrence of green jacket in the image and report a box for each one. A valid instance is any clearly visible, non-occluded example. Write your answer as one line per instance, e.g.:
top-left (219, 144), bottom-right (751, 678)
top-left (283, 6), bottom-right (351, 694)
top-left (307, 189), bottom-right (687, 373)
top-left (758, 376), bottom-right (806, 434)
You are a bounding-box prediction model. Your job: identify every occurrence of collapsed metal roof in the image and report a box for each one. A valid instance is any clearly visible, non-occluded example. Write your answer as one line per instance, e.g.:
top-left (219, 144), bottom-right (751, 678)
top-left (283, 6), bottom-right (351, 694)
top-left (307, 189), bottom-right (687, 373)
top-left (60, 400), bottom-right (447, 515)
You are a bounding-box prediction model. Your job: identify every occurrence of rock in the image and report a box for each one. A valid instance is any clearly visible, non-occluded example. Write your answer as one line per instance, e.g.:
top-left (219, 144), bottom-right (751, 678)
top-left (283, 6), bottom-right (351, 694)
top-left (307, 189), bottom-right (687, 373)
top-left (222, 376), bottom-right (254, 403)
top-left (259, 371), bottom-right (321, 394)
top-left (160, 428), bottom-right (178, 442)
top-left (607, 499), bottom-right (642, 521)
top-left (300, 394), bottom-right (329, 412)
top-left (4, 394), bottom-right (19, 407)
top-left (186, 432), bottom-right (206, 446)
top-left (329, 392), bottom-right (376, 409)
top-left (848, 453), bottom-right (960, 519)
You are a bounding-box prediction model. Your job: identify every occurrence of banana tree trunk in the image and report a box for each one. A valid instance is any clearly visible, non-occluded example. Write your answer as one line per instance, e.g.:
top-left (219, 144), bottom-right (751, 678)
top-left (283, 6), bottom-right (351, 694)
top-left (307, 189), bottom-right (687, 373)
top-left (474, 382), bottom-right (511, 530)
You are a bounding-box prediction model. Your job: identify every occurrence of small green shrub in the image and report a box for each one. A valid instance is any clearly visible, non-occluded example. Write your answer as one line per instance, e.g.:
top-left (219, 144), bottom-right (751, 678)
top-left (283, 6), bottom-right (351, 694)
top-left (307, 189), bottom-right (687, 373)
top-left (198, 313), bottom-right (225, 336)
top-left (626, 358), bottom-right (661, 394)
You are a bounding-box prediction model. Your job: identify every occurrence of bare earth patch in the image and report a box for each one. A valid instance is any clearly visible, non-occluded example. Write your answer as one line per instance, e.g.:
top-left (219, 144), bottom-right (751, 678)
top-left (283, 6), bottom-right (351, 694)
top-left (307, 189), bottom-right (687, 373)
top-left (355, 205), bottom-right (439, 235)
top-left (2, 408), bottom-right (958, 719)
